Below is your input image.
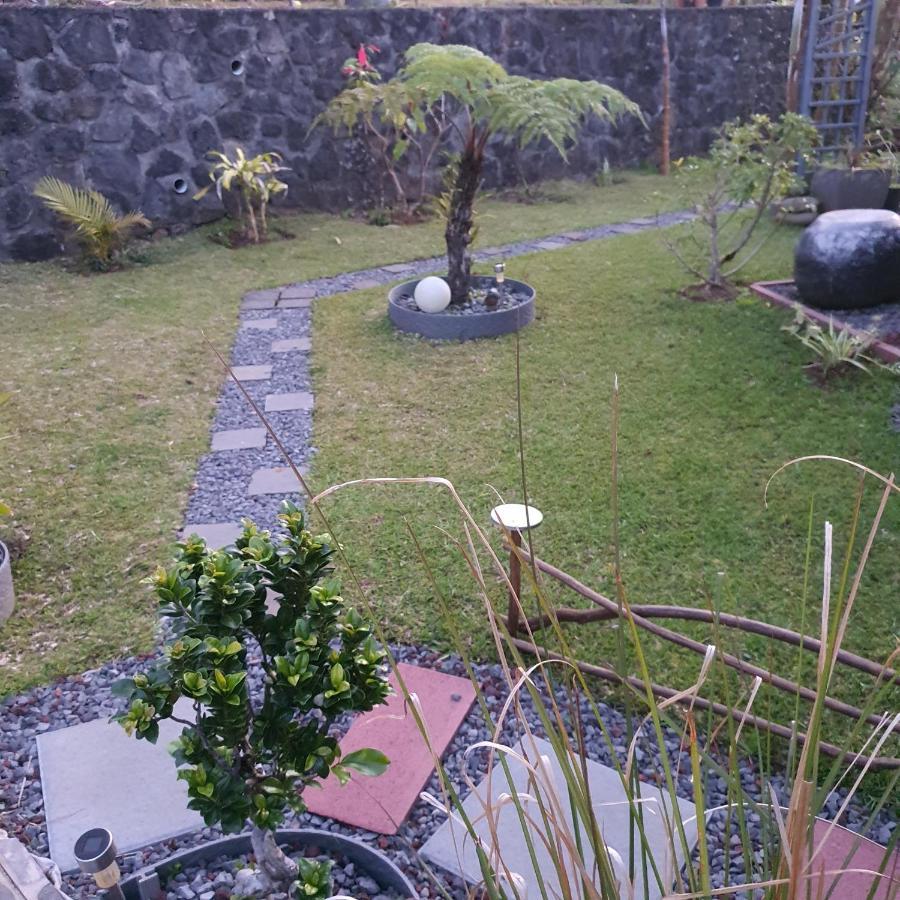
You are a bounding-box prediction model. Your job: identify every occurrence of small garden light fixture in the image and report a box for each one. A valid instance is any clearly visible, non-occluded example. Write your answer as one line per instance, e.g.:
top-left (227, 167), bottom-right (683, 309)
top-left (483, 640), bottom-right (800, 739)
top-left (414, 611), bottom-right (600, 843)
top-left (74, 827), bottom-right (125, 899)
top-left (490, 503), bottom-right (543, 638)
top-left (493, 262), bottom-right (506, 288)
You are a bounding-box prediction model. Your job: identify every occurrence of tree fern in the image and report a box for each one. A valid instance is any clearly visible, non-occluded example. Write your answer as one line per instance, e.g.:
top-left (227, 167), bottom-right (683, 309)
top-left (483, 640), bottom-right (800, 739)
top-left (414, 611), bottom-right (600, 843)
top-left (33, 176), bottom-right (149, 267)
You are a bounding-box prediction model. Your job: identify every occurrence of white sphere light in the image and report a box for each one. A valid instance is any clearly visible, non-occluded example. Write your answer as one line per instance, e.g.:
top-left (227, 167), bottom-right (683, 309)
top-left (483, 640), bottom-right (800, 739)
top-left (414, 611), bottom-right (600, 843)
top-left (414, 276), bottom-right (451, 313)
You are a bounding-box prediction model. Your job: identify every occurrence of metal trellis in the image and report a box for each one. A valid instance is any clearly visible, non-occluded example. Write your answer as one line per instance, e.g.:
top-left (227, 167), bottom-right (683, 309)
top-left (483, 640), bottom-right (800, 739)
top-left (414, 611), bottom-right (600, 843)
top-left (797, 0), bottom-right (882, 158)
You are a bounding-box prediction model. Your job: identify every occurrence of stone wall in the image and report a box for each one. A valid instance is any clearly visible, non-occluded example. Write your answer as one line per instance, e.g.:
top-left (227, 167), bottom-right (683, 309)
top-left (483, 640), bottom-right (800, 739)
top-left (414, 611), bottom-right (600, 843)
top-left (0, 5), bottom-right (792, 261)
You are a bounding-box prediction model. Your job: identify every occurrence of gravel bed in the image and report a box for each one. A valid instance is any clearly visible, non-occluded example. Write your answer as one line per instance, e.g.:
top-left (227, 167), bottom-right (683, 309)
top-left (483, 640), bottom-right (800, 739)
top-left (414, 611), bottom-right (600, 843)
top-left (777, 282), bottom-right (900, 341)
top-left (1, 642), bottom-right (895, 899)
top-left (391, 284), bottom-right (531, 314)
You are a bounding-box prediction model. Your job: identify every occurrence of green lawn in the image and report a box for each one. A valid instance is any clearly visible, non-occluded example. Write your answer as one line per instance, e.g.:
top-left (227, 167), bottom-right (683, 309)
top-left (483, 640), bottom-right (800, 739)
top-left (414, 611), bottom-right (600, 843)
top-left (309, 226), bottom-right (899, 743)
top-left (0, 169), bottom-right (707, 696)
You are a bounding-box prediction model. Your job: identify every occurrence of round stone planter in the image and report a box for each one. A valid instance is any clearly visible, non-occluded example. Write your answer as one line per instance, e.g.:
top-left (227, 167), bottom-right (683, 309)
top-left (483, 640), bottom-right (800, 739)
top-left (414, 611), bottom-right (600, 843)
top-left (118, 828), bottom-right (415, 898)
top-left (388, 275), bottom-right (535, 341)
top-left (0, 539), bottom-right (14, 624)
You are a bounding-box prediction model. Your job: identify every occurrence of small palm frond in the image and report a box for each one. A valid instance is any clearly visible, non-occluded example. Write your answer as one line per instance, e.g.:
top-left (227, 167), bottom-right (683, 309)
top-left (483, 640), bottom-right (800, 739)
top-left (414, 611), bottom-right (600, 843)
top-left (33, 176), bottom-right (149, 265)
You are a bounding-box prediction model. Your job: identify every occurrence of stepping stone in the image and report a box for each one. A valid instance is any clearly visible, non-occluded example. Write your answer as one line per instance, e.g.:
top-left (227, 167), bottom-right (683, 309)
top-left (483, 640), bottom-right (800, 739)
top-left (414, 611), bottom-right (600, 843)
top-left (562, 230), bottom-right (590, 241)
top-left (278, 297), bottom-right (312, 309)
top-left (382, 262), bottom-right (413, 274)
top-left (536, 239), bottom-right (568, 250)
top-left (37, 698), bottom-right (203, 873)
top-left (229, 364), bottom-right (272, 382)
top-left (241, 289), bottom-right (279, 310)
top-left (241, 317), bottom-right (278, 331)
top-left (279, 284), bottom-right (316, 300)
top-left (305, 663), bottom-right (476, 834)
top-left (246, 466), bottom-right (306, 495)
top-left (421, 735), bottom-right (698, 900)
top-left (265, 391), bottom-right (313, 412)
top-left (807, 819), bottom-right (899, 899)
top-left (353, 278), bottom-right (382, 290)
top-left (211, 427), bottom-right (267, 452)
top-left (272, 337), bottom-right (311, 353)
top-left (180, 522), bottom-right (243, 548)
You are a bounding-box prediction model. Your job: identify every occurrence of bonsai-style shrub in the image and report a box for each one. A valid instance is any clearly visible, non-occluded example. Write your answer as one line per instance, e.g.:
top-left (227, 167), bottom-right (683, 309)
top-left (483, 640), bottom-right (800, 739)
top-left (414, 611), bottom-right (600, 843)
top-left (113, 502), bottom-right (391, 894)
top-left (666, 113), bottom-right (818, 298)
top-left (319, 43), bottom-right (641, 304)
top-left (194, 147), bottom-right (289, 245)
top-left (32, 177), bottom-right (149, 270)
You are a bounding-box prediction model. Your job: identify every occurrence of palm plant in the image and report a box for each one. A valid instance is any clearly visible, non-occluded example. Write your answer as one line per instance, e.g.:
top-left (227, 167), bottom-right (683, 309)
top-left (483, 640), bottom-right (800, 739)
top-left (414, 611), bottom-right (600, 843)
top-left (194, 147), bottom-right (289, 244)
top-left (32, 176), bottom-right (149, 269)
top-left (322, 44), bottom-right (641, 304)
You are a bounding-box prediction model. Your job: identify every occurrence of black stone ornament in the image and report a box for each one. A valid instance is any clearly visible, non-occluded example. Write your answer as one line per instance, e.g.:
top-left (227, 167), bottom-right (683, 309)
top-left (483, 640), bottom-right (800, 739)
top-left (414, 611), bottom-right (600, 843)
top-left (794, 210), bottom-right (900, 310)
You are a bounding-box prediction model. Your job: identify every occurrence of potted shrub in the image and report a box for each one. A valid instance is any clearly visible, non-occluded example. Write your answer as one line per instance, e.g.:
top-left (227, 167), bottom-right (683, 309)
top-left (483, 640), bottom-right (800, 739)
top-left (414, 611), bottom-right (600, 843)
top-left (320, 43), bottom-right (640, 339)
top-left (113, 501), bottom-right (406, 897)
top-left (810, 148), bottom-right (892, 212)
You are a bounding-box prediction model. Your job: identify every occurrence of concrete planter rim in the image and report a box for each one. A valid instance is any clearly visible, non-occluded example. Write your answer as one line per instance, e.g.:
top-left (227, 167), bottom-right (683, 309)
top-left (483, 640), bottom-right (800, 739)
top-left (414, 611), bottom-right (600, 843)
top-left (388, 275), bottom-right (536, 341)
top-left (0, 538), bottom-right (14, 625)
top-left (118, 828), bottom-right (416, 898)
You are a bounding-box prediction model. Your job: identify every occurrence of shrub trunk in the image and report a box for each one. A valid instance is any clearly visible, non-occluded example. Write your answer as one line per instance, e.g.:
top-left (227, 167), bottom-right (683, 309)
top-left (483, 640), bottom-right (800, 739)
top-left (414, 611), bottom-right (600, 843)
top-left (250, 825), bottom-right (298, 890)
top-left (445, 132), bottom-right (486, 305)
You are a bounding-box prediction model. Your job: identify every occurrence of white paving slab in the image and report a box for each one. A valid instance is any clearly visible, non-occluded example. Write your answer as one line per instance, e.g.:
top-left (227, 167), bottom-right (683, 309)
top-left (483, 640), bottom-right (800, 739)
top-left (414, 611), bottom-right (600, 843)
top-left (37, 699), bottom-right (203, 873)
top-left (246, 466), bottom-right (306, 495)
top-left (264, 391), bottom-right (314, 412)
top-left (421, 736), bottom-right (698, 900)
top-left (229, 364), bottom-right (272, 382)
top-left (211, 428), bottom-right (267, 452)
top-left (241, 318), bottom-right (278, 331)
top-left (271, 337), bottom-right (311, 353)
top-left (181, 522), bottom-right (243, 547)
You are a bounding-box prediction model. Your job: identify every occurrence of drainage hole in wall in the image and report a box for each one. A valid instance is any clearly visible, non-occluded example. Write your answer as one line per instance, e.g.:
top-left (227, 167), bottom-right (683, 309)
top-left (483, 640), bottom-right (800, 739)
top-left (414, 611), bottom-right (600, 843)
top-left (173, 178), bottom-right (188, 194)
top-left (231, 59), bottom-right (245, 76)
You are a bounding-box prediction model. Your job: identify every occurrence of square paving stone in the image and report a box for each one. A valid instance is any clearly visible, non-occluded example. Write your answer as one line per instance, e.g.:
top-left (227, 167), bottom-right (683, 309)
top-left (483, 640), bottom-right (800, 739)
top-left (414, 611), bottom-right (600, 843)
top-left (382, 262), bottom-right (413, 273)
top-left (241, 291), bottom-right (278, 310)
top-left (246, 466), bottom-right (306, 495)
top-left (279, 284), bottom-right (316, 300)
top-left (305, 663), bottom-right (475, 834)
top-left (211, 428), bottom-right (267, 452)
top-left (421, 735), bottom-right (698, 900)
top-left (807, 820), bottom-right (899, 899)
top-left (229, 364), bottom-right (272, 382)
top-left (562, 231), bottom-right (590, 241)
top-left (37, 699), bottom-right (203, 873)
top-left (353, 278), bottom-right (383, 290)
top-left (241, 318), bottom-right (278, 331)
top-left (271, 337), bottom-right (311, 353)
top-left (264, 391), bottom-right (314, 412)
top-left (277, 297), bottom-right (312, 309)
top-left (180, 522), bottom-right (243, 547)
top-left (537, 239), bottom-right (568, 250)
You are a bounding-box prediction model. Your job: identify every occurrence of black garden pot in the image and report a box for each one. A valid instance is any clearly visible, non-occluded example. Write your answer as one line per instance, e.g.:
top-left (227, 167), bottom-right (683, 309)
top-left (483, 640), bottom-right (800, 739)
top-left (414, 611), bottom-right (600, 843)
top-left (118, 829), bottom-right (416, 899)
top-left (388, 275), bottom-right (535, 341)
top-left (810, 167), bottom-right (891, 212)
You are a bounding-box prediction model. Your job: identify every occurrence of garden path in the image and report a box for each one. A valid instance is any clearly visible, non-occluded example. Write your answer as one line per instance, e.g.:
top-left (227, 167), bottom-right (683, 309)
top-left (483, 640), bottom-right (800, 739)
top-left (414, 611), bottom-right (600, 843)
top-left (183, 207), bottom-right (700, 541)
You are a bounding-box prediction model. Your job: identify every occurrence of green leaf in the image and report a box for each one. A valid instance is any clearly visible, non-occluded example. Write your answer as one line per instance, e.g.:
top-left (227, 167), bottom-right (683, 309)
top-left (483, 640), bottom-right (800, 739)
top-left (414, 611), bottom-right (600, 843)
top-left (340, 748), bottom-right (389, 777)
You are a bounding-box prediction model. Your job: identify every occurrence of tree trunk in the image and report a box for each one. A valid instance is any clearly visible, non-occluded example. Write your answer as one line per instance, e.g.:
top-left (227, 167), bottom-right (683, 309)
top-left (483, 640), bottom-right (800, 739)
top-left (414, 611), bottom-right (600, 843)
top-left (250, 825), bottom-right (298, 891)
top-left (445, 130), bottom-right (485, 305)
top-left (659, 1), bottom-right (671, 176)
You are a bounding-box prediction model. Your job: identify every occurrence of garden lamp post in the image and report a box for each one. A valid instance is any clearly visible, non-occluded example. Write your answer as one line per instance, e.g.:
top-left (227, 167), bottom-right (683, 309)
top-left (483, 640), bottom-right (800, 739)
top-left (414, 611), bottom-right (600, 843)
top-left (74, 827), bottom-right (125, 900)
top-left (490, 503), bottom-right (543, 638)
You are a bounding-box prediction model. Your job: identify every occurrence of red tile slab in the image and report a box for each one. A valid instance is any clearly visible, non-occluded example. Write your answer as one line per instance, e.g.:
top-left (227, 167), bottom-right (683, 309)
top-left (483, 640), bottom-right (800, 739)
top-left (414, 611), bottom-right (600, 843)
top-left (806, 819), bottom-right (899, 899)
top-left (305, 663), bottom-right (475, 835)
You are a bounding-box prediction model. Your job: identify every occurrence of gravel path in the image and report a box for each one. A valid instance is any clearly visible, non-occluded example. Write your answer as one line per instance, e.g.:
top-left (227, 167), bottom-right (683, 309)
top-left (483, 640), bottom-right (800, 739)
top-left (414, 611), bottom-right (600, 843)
top-left (2, 212), bottom-right (895, 898)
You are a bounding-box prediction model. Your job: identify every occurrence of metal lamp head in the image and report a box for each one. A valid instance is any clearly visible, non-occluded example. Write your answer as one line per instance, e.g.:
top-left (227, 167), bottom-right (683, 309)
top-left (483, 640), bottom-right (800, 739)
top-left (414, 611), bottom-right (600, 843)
top-left (493, 262), bottom-right (506, 286)
top-left (74, 828), bottom-right (123, 896)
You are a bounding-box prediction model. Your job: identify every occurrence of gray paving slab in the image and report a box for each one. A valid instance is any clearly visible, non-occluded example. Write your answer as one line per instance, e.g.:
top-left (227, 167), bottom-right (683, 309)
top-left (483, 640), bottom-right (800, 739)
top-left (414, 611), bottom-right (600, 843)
top-left (241, 297), bottom-right (276, 311)
top-left (246, 466), bottom-right (306, 495)
top-left (382, 262), bottom-right (413, 273)
top-left (264, 391), bottom-right (314, 412)
top-left (37, 698), bottom-right (203, 873)
top-left (421, 736), bottom-right (698, 900)
top-left (277, 297), bottom-right (312, 309)
top-left (241, 317), bottom-right (278, 331)
top-left (536, 240), bottom-right (568, 250)
top-left (181, 522), bottom-right (243, 547)
top-left (279, 284), bottom-right (316, 300)
top-left (562, 231), bottom-right (590, 241)
top-left (353, 278), bottom-right (383, 290)
top-left (229, 364), bottom-right (272, 382)
top-left (271, 337), bottom-right (311, 353)
top-left (211, 427), bottom-right (267, 452)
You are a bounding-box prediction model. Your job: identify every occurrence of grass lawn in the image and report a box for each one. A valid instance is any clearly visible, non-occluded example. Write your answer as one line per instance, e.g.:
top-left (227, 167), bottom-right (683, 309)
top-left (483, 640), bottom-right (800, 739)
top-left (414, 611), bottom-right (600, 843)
top-left (0, 169), bottom-right (705, 697)
top-left (309, 225), bottom-right (899, 745)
